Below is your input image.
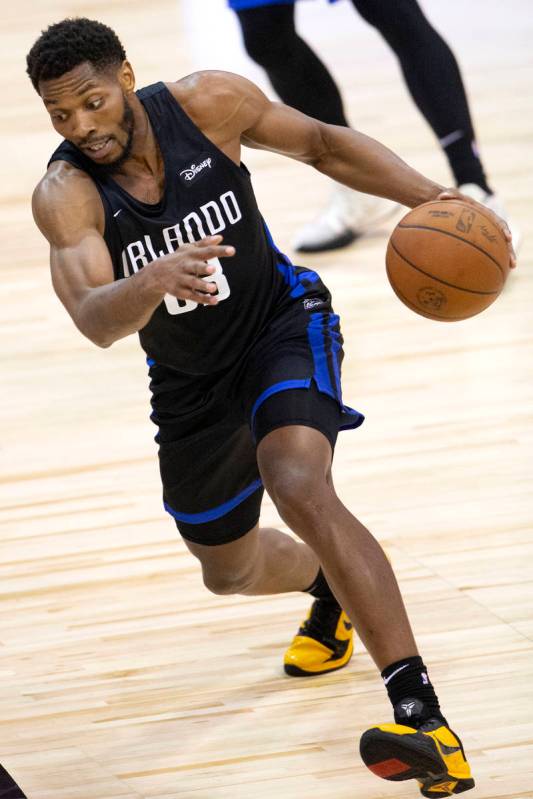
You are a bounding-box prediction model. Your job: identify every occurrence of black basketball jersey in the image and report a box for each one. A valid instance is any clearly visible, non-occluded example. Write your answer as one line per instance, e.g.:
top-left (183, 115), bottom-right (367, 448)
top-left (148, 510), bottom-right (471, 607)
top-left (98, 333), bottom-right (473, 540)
top-left (48, 81), bottom-right (330, 377)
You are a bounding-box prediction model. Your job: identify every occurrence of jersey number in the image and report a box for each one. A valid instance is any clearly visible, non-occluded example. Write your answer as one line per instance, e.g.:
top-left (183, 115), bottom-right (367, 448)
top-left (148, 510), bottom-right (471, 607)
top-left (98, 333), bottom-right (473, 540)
top-left (163, 257), bottom-right (230, 316)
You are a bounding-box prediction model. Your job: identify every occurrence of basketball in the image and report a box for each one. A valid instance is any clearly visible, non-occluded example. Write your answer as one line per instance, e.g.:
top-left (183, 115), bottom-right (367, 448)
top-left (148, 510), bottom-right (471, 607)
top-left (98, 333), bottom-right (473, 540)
top-left (386, 199), bottom-right (510, 321)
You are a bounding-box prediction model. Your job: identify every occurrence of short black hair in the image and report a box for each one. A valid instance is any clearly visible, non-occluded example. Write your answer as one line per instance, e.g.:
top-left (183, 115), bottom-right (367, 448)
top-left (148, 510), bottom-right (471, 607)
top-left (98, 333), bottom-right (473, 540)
top-left (26, 18), bottom-right (127, 93)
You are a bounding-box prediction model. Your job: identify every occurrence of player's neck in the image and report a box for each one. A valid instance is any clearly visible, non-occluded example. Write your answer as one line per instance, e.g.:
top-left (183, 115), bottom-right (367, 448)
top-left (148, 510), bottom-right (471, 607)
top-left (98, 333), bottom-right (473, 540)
top-left (113, 95), bottom-right (163, 182)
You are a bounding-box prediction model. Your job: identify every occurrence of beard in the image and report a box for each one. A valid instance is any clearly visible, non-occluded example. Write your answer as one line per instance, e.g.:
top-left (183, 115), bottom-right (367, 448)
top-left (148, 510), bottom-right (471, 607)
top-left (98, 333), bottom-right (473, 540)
top-left (90, 94), bottom-right (135, 177)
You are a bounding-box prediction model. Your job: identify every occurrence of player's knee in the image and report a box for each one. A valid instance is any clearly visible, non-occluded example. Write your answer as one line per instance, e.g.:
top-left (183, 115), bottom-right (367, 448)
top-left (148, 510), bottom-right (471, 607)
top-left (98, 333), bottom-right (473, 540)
top-left (201, 563), bottom-right (257, 596)
top-left (263, 458), bottom-right (328, 529)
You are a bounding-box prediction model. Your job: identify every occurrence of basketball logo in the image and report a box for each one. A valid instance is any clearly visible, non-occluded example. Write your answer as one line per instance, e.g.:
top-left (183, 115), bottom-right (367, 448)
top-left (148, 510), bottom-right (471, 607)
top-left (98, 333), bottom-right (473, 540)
top-left (456, 209), bottom-right (475, 233)
top-left (417, 287), bottom-right (447, 310)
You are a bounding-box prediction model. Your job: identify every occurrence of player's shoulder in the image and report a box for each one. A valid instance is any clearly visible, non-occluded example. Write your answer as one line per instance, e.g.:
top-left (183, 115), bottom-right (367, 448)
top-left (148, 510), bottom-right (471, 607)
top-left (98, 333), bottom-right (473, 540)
top-left (166, 70), bottom-right (268, 129)
top-left (32, 160), bottom-right (104, 242)
top-left (33, 159), bottom-right (97, 204)
top-left (167, 69), bottom-right (250, 103)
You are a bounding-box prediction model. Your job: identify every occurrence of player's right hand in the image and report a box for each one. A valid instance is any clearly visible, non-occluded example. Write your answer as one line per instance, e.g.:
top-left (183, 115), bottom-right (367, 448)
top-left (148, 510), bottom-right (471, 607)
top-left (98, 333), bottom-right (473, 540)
top-left (149, 235), bottom-right (235, 305)
top-left (438, 189), bottom-right (517, 270)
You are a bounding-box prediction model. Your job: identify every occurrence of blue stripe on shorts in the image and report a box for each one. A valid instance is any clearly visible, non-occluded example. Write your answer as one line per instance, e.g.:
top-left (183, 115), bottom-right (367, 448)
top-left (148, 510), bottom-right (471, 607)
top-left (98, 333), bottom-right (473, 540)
top-left (228, 0), bottom-right (338, 8)
top-left (164, 479), bottom-right (263, 525)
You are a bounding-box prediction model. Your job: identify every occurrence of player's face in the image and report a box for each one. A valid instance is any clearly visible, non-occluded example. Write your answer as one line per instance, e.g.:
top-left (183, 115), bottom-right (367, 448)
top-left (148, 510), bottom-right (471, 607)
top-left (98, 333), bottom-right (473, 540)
top-left (40, 62), bottom-right (135, 168)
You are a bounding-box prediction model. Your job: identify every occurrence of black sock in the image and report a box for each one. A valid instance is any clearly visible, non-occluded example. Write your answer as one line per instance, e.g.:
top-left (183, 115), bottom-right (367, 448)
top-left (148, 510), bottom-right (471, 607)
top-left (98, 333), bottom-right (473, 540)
top-left (442, 134), bottom-right (492, 193)
top-left (381, 656), bottom-right (445, 726)
top-left (304, 567), bottom-right (339, 605)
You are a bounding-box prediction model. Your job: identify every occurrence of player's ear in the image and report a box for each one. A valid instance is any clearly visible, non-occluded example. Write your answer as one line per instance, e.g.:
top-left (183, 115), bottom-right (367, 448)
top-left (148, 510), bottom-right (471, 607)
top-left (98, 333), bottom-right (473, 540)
top-left (118, 60), bottom-right (135, 94)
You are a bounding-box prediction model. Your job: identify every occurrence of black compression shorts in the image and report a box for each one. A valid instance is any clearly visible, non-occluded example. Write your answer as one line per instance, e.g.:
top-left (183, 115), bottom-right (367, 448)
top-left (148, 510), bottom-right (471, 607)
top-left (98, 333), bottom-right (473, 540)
top-left (152, 301), bottom-right (364, 546)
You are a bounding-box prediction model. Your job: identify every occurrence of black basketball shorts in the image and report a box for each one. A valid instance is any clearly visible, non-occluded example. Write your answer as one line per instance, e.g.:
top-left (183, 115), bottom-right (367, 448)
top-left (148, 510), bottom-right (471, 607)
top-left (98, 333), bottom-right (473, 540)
top-left (152, 304), bottom-right (364, 546)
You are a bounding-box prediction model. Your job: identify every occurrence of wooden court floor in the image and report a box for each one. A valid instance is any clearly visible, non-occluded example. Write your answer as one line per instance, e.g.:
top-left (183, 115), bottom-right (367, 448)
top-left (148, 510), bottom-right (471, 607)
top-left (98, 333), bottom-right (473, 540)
top-left (1, 1), bottom-right (532, 796)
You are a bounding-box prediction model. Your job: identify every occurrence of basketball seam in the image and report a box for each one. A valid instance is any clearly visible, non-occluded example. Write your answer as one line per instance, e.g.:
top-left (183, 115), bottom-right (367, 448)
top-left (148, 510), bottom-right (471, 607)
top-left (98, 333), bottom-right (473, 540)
top-left (397, 223), bottom-right (505, 279)
top-left (389, 240), bottom-right (500, 296)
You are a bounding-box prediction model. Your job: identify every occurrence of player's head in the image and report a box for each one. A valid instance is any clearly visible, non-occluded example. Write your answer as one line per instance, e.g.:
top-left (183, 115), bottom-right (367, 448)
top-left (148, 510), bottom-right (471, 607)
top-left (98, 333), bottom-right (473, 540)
top-left (26, 18), bottom-right (135, 171)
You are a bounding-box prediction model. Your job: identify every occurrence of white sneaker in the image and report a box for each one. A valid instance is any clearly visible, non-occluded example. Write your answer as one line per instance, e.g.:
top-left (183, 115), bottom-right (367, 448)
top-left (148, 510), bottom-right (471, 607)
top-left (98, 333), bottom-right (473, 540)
top-left (458, 182), bottom-right (521, 251)
top-left (292, 184), bottom-right (400, 253)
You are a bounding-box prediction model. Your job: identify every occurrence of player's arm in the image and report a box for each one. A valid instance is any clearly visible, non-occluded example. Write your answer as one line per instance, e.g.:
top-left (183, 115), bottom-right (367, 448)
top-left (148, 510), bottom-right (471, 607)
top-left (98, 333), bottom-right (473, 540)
top-left (32, 164), bottom-right (234, 347)
top-left (177, 72), bottom-right (514, 266)
top-left (176, 71), bottom-right (444, 208)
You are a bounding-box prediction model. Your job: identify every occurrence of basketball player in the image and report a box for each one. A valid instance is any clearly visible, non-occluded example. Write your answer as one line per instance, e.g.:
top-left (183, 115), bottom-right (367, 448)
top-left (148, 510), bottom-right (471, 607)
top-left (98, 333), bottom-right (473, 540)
top-left (229, 0), bottom-right (516, 252)
top-left (27, 18), bottom-right (514, 795)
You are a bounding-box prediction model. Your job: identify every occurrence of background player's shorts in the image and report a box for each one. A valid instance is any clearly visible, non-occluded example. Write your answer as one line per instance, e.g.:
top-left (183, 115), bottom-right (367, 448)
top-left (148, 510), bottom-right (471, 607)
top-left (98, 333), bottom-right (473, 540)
top-left (228, 0), bottom-right (339, 10)
top-left (152, 299), bottom-right (363, 546)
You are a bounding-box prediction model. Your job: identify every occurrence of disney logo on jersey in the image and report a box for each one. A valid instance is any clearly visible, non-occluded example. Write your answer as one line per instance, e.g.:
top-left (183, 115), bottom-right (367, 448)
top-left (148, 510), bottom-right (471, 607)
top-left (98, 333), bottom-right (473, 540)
top-left (179, 154), bottom-right (214, 185)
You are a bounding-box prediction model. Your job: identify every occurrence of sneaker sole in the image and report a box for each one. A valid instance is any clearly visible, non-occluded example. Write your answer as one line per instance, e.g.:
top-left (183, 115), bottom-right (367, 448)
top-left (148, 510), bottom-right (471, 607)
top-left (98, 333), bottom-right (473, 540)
top-left (294, 202), bottom-right (401, 253)
top-left (294, 229), bottom-right (358, 253)
top-left (359, 728), bottom-right (475, 796)
top-left (284, 655), bottom-right (352, 677)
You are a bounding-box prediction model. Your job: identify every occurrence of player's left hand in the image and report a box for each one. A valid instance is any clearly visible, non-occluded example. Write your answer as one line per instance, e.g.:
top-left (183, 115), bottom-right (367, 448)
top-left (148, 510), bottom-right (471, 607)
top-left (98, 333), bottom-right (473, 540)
top-left (438, 188), bottom-right (516, 270)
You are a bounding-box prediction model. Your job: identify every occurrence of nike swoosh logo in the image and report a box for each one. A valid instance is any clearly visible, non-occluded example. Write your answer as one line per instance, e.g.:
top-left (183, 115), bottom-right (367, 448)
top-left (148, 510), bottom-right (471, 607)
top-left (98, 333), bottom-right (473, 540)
top-left (383, 663), bottom-right (410, 686)
top-left (113, 209), bottom-right (122, 217)
top-left (438, 741), bottom-right (462, 756)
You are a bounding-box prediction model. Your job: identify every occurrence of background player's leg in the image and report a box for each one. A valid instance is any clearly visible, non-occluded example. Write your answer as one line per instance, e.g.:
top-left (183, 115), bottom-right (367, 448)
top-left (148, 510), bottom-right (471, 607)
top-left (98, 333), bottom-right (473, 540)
top-left (234, 4), bottom-right (397, 251)
top-left (257, 424), bottom-right (417, 669)
top-left (352, 0), bottom-right (519, 245)
top-left (182, 523), bottom-right (320, 596)
top-left (235, 4), bottom-right (349, 125)
top-left (351, 0), bottom-right (490, 192)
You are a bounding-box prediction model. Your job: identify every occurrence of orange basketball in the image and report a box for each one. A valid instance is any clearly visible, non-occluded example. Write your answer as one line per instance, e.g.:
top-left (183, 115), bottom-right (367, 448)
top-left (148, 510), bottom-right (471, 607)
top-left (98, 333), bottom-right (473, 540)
top-left (386, 199), bottom-right (510, 321)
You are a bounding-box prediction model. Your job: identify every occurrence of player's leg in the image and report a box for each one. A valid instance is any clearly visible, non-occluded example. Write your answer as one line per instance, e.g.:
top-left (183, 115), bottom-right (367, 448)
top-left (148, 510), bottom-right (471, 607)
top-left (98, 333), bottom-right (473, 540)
top-left (232, 1), bottom-right (397, 251)
top-left (182, 522), bottom-right (319, 597)
top-left (180, 452), bottom-right (355, 677)
top-left (235, 3), bottom-right (349, 125)
top-left (351, 0), bottom-right (489, 192)
top-left (175, 505), bottom-right (356, 678)
top-left (257, 421), bottom-right (475, 795)
top-left (257, 422), bottom-right (417, 670)
top-left (157, 380), bottom-right (351, 676)
top-left (246, 287), bottom-right (474, 793)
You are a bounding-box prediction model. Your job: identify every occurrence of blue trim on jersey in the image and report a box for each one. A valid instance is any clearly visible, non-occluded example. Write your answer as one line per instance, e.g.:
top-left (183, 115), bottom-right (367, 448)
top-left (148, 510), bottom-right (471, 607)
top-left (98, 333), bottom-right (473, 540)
top-left (262, 217), bottom-right (292, 264)
top-left (275, 261), bottom-right (321, 298)
top-left (164, 479), bottom-right (263, 524)
top-left (262, 218), bottom-right (321, 298)
top-left (251, 378), bottom-right (311, 427)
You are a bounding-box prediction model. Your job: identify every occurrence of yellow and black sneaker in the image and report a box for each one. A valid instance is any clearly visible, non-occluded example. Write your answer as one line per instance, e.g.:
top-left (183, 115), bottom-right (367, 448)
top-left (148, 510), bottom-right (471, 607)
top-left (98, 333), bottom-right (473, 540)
top-left (284, 599), bottom-right (354, 677)
top-left (359, 698), bottom-right (475, 797)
